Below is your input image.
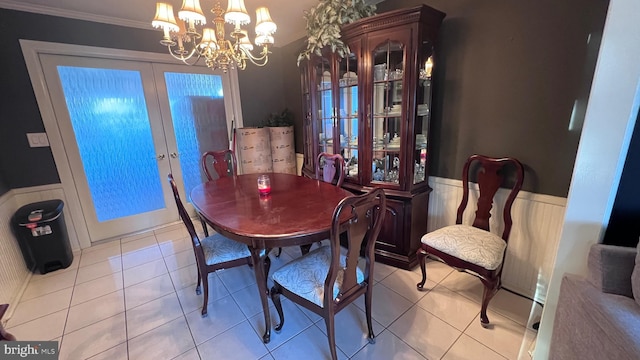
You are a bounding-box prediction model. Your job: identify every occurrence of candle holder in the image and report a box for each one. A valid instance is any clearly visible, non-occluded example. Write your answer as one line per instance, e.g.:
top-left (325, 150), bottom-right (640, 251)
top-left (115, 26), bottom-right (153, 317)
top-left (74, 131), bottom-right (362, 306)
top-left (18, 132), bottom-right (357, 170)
top-left (257, 174), bottom-right (271, 196)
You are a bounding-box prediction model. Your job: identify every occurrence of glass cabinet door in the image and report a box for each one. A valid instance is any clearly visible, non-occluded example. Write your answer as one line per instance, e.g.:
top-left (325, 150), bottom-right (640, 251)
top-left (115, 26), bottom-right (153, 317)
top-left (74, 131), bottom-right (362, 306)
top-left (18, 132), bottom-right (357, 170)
top-left (301, 61), bottom-right (314, 173)
top-left (315, 57), bottom-right (334, 156)
top-left (338, 53), bottom-right (359, 179)
top-left (414, 41), bottom-right (434, 185)
top-left (371, 40), bottom-right (404, 185)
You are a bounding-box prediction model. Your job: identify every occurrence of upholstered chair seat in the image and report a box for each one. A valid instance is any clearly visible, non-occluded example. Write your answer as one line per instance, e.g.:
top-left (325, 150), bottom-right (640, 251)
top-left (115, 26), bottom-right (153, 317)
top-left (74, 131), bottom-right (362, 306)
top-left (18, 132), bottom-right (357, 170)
top-left (421, 225), bottom-right (507, 271)
top-left (271, 246), bottom-right (364, 307)
top-left (201, 233), bottom-right (252, 265)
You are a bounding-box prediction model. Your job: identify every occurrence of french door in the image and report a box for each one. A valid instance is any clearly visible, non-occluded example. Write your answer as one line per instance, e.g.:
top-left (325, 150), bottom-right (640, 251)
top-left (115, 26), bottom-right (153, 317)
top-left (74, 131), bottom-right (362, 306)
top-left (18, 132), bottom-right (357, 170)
top-left (40, 54), bottom-right (236, 242)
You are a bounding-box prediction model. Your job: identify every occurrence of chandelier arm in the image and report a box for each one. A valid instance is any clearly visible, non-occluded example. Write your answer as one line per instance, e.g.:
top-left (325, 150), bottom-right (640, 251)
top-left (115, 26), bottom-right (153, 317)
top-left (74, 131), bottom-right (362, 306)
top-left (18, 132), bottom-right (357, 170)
top-left (239, 46), bottom-right (270, 66)
top-left (166, 45), bottom-right (202, 66)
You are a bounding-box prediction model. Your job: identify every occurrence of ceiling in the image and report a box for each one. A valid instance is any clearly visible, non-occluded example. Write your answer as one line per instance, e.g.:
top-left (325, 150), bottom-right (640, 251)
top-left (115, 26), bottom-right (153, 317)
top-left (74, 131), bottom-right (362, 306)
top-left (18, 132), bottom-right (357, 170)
top-left (0, 0), bottom-right (324, 46)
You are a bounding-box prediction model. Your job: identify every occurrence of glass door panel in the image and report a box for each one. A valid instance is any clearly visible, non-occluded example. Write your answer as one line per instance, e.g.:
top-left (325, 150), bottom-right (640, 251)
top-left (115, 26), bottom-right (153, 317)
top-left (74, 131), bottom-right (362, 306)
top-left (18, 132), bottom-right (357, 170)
top-left (301, 62), bottom-right (314, 172)
top-left (414, 42), bottom-right (434, 184)
top-left (371, 41), bottom-right (404, 185)
top-left (338, 53), bottom-right (359, 179)
top-left (159, 70), bottom-right (230, 198)
top-left (315, 58), bottom-right (334, 155)
top-left (57, 66), bottom-right (165, 222)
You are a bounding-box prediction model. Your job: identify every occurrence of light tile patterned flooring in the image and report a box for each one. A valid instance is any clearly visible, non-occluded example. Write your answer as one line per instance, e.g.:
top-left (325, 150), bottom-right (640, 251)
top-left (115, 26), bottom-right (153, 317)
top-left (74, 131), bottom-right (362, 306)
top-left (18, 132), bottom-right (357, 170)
top-left (6, 222), bottom-right (540, 360)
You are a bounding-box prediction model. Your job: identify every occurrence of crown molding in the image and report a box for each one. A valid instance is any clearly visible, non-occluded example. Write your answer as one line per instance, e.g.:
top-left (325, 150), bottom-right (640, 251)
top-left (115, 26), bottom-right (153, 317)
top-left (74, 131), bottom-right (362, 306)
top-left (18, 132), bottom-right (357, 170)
top-left (0, 0), bottom-right (152, 31)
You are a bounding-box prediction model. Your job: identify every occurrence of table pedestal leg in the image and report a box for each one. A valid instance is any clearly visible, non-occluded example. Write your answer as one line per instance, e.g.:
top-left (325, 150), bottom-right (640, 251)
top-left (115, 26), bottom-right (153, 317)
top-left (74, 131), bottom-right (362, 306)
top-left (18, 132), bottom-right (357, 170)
top-left (249, 246), bottom-right (271, 343)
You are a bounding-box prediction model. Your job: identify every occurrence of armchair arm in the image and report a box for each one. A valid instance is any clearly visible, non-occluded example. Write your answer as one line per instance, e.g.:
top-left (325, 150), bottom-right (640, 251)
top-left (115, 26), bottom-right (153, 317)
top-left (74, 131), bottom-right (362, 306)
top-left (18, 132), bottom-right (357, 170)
top-left (587, 243), bottom-right (636, 297)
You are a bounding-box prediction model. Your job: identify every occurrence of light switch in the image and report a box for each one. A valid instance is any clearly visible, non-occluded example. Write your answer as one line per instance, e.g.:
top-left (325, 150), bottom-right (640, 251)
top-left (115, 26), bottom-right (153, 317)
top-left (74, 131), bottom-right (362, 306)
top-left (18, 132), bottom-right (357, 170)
top-left (27, 133), bottom-right (50, 147)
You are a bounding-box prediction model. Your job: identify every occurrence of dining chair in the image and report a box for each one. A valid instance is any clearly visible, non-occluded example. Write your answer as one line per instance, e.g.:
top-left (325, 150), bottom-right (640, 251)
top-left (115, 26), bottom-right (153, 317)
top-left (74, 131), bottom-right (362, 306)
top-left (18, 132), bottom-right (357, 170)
top-left (201, 149), bottom-right (237, 181)
top-left (168, 173), bottom-right (259, 317)
top-left (270, 188), bottom-right (386, 360)
top-left (275, 152), bottom-right (346, 258)
top-left (316, 152), bottom-right (345, 187)
top-left (200, 149), bottom-right (237, 236)
top-left (416, 154), bottom-right (524, 327)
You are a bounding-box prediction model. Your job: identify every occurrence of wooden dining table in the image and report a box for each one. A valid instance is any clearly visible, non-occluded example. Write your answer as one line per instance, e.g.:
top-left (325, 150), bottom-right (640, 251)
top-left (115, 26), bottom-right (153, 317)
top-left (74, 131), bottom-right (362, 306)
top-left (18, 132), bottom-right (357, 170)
top-left (190, 173), bottom-right (352, 343)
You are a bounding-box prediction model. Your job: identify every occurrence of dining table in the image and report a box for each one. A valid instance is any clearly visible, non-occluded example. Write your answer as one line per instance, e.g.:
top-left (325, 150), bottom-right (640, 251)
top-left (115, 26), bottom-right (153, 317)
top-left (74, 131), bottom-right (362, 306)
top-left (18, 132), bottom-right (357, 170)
top-left (190, 172), bottom-right (352, 343)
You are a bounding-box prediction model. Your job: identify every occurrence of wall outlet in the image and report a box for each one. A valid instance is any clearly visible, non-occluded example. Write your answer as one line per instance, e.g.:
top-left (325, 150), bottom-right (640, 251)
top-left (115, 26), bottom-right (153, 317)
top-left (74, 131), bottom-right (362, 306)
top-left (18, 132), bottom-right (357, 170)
top-left (27, 133), bottom-right (50, 147)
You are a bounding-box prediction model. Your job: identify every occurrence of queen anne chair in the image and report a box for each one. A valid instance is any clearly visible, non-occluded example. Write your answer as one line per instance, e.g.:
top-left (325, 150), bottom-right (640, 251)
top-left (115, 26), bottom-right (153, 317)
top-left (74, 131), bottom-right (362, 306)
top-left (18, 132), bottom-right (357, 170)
top-left (276, 152), bottom-right (346, 258)
top-left (270, 188), bottom-right (386, 360)
top-left (168, 173), bottom-right (258, 317)
top-left (416, 154), bottom-right (524, 327)
top-left (200, 149), bottom-right (237, 236)
top-left (201, 149), bottom-right (237, 181)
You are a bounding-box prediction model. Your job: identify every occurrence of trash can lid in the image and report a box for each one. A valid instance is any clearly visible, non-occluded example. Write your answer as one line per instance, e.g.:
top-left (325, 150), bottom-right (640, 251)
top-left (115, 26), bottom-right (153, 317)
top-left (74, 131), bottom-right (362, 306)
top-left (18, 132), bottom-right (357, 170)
top-left (14, 199), bottom-right (64, 225)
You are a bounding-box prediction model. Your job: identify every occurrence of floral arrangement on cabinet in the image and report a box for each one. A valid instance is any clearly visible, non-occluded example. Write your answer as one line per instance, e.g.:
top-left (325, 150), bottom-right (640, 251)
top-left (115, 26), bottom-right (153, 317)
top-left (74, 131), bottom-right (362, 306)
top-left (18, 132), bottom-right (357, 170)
top-left (297, 0), bottom-right (376, 65)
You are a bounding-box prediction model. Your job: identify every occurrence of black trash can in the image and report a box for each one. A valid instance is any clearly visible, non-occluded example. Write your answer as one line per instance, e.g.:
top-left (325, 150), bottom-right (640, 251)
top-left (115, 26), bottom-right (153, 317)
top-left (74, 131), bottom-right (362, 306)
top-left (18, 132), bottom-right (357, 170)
top-left (12, 199), bottom-right (73, 274)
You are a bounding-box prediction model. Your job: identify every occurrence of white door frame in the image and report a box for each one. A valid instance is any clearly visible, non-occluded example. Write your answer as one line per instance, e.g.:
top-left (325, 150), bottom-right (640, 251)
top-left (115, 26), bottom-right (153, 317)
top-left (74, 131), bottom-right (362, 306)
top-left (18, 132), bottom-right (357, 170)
top-left (20, 39), bottom-right (244, 249)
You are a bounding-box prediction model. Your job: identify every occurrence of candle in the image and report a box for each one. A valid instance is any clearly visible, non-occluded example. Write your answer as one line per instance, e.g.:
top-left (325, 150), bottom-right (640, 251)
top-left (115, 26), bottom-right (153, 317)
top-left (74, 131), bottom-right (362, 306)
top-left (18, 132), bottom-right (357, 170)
top-left (257, 174), bottom-right (271, 195)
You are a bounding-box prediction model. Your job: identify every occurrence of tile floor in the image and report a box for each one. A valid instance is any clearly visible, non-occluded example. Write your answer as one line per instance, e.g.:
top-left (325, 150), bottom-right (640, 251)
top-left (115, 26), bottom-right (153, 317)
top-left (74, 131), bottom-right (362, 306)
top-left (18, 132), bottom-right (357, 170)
top-left (5, 222), bottom-right (541, 360)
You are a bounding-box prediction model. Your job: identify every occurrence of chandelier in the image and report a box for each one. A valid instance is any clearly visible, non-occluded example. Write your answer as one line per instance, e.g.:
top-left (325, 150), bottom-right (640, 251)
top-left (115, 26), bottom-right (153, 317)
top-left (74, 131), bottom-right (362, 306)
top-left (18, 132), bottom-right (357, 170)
top-left (152, 0), bottom-right (277, 72)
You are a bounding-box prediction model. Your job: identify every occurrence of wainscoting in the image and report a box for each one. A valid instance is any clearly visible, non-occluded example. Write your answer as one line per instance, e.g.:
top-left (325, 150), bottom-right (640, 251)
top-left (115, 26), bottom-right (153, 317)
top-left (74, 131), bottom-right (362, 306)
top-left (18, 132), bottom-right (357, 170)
top-left (0, 184), bottom-right (80, 308)
top-left (427, 177), bottom-right (566, 303)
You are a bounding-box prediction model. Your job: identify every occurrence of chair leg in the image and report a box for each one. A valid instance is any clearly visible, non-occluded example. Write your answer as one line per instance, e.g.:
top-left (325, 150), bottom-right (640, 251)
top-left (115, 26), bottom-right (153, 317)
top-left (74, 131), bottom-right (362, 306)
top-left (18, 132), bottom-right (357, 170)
top-left (325, 314), bottom-right (338, 360)
top-left (479, 278), bottom-right (500, 328)
top-left (201, 272), bottom-right (209, 318)
top-left (300, 244), bottom-right (313, 255)
top-left (199, 216), bottom-right (209, 237)
top-left (416, 247), bottom-right (428, 290)
top-left (195, 263), bottom-right (202, 295)
top-left (264, 256), bottom-right (271, 289)
top-left (365, 284), bottom-right (375, 344)
top-left (270, 284), bottom-right (284, 332)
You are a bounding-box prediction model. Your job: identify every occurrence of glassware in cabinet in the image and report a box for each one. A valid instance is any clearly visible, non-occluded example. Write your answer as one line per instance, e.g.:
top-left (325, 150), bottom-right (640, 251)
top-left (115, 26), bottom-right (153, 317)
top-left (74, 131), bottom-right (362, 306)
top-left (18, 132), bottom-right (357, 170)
top-left (371, 40), bottom-right (405, 186)
top-left (314, 57), bottom-right (334, 156)
top-left (338, 53), bottom-right (359, 179)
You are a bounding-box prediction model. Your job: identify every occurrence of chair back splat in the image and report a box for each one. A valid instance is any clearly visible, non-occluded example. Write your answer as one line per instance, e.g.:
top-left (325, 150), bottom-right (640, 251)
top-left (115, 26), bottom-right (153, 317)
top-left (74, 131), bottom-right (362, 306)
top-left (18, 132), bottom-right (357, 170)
top-left (316, 152), bottom-right (345, 187)
top-left (270, 188), bottom-right (386, 360)
top-left (328, 188), bottom-right (385, 304)
top-left (417, 154), bottom-right (524, 328)
top-left (201, 149), bottom-right (237, 181)
top-left (457, 154), bottom-right (524, 241)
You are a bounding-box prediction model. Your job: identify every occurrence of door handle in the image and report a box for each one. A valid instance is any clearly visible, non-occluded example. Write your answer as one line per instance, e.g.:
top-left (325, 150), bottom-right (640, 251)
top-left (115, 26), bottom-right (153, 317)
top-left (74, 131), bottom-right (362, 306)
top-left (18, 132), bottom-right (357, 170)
top-left (157, 154), bottom-right (166, 160)
top-left (170, 152), bottom-right (179, 158)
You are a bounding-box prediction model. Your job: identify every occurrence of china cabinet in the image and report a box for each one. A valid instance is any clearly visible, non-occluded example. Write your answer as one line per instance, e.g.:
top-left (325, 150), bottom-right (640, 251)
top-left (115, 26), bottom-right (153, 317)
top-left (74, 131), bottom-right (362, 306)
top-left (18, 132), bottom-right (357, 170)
top-left (300, 5), bottom-right (445, 269)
